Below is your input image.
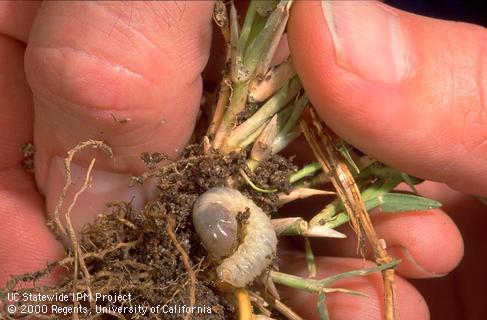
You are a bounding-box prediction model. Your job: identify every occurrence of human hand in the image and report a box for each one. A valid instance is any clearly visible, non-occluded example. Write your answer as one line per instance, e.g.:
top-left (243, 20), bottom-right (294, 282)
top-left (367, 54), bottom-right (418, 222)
top-left (0, 1), bottom-right (214, 285)
top-left (281, 1), bottom-right (486, 319)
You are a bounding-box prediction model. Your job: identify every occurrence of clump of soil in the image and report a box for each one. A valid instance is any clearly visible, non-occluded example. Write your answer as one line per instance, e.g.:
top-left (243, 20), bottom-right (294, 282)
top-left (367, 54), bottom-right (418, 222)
top-left (1, 142), bottom-right (296, 319)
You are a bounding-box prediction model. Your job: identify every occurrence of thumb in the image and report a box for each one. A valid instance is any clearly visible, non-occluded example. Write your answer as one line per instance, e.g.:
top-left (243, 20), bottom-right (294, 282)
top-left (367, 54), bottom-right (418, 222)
top-left (288, 1), bottom-right (487, 195)
top-left (25, 2), bottom-right (214, 232)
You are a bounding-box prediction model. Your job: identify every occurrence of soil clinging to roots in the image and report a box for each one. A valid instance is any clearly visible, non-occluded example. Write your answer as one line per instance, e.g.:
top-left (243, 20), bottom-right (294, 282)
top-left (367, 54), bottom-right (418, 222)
top-left (1, 143), bottom-right (296, 319)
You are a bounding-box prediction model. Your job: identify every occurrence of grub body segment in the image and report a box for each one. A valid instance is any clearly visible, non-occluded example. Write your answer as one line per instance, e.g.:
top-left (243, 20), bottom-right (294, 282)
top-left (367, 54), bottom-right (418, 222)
top-left (193, 187), bottom-right (277, 288)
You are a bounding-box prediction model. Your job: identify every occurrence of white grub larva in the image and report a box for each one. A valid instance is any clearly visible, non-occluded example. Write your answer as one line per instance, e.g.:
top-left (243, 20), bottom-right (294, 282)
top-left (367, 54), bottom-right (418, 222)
top-left (193, 187), bottom-right (277, 288)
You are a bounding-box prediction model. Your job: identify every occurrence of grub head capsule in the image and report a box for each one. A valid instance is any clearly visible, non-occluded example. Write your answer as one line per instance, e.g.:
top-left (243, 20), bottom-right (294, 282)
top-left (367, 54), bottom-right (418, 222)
top-left (193, 191), bottom-right (238, 258)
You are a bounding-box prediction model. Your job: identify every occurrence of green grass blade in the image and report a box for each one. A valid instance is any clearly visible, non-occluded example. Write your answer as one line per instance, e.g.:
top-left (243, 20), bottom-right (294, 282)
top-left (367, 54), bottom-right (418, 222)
top-left (372, 193), bottom-right (442, 212)
top-left (317, 293), bottom-right (330, 320)
top-left (317, 260), bottom-right (400, 286)
top-left (324, 193), bottom-right (442, 229)
top-left (289, 162), bottom-right (322, 184)
top-left (305, 238), bottom-right (317, 278)
top-left (336, 140), bottom-right (360, 174)
top-left (225, 76), bottom-right (301, 148)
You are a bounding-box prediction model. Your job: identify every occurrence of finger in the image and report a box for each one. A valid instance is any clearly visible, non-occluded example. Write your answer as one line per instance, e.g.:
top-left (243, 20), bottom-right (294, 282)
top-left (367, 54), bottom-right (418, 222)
top-left (310, 207), bottom-right (463, 279)
top-left (25, 2), bottom-right (214, 232)
top-left (278, 253), bottom-right (429, 320)
top-left (410, 181), bottom-right (487, 319)
top-left (0, 186), bottom-right (65, 286)
top-left (288, 1), bottom-right (487, 195)
top-left (0, 36), bottom-right (32, 170)
top-left (0, 34), bottom-right (63, 286)
top-left (411, 180), bottom-right (486, 215)
top-left (0, 1), bottom-right (40, 42)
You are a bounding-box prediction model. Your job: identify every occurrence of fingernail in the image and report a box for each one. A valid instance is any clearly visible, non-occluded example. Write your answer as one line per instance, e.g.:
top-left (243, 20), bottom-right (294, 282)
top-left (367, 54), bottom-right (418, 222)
top-left (46, 157), bottom-right (146, 239)
top-left (322, 1), bottom-right (410, 83)
top-left (390, 245), bottom-right (446, 278)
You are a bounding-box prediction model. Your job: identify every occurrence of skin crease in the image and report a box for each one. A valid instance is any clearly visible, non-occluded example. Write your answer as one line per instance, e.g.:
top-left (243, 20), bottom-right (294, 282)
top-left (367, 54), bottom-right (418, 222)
top-left (0, 1), bottom-right (485, 319)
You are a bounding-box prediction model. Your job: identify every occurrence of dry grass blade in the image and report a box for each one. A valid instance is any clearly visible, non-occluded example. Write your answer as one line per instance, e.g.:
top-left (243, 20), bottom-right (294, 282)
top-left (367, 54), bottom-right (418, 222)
top-left (300, 109), bottom-right (396, 320)
top-left (251, 114), bottom-right (278, 161)
top-left (249, 57), bottom-right (296, 102)
top-left (208, 1), bottom-right (232, 141)
top-left (278, 188), bottom-right (335, 207)
top-left (271, 217), bottom-right (345, 238)
top-left (248, 290), bottom-right (272, 317)
top-left (263, 293), bottom-right (304, 320)
top-left (207, 80), bottom-right (231, 140)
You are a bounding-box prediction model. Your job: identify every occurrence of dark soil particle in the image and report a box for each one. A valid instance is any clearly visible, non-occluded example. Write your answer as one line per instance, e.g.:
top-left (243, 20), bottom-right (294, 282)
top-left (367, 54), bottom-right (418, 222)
top-left (235, 102), bottom-right (259, 126)
top-left (236, 208), bottom-right (251, 225)
top-left (1, 143), bottom-right (296, 319)
top-left (21, 142), bottom-right (35, 172)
